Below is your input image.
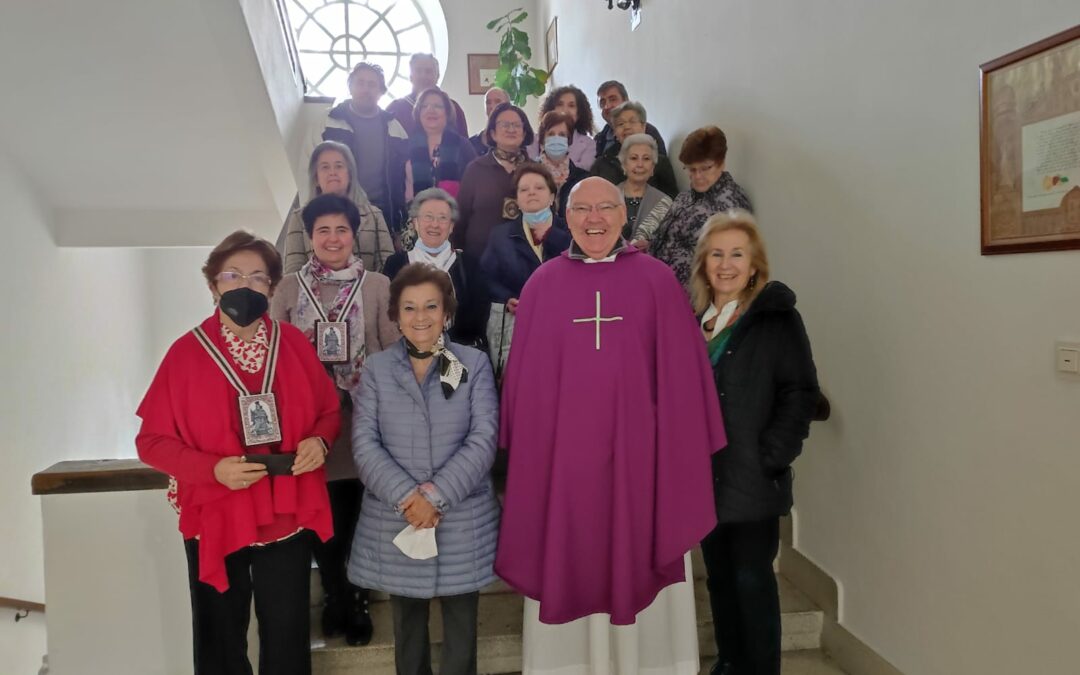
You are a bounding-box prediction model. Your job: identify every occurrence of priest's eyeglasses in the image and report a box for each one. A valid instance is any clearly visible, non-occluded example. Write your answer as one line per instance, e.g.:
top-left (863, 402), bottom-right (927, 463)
top-left (569, 202), bottom-right (620, 217)
top-left (216, 271), bottom-right (272, 289)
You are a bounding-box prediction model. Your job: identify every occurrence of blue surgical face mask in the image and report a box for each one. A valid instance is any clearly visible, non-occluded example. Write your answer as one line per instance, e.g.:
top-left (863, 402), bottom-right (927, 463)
top-left (522, 206), bottom-right (553, 226)
top-left (543, 135), bottom-right (569, 159)
top-left (415, 239), bottom-right (450, 255)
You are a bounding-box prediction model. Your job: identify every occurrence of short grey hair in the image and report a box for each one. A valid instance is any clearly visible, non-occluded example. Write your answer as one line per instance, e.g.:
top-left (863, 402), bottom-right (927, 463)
top-left (610, 100), bottom-right (647, 125)
top-left (618, 133), bottom-right (659, 166)
top-left (408, 187), bottom-right (459, 222)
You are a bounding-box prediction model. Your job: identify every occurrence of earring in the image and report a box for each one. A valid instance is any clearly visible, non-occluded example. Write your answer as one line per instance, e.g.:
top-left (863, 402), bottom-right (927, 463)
top-left (748, 274), bottom-right (757, 289)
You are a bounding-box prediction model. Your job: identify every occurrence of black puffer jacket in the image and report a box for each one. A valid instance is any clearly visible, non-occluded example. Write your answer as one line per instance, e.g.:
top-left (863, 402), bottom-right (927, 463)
top-left (710, 281), bottom-right (819, 523)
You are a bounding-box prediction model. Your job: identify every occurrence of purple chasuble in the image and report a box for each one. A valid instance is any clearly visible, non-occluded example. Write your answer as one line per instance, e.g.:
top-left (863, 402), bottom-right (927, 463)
top-left (494, 246), bottom-right (726, 625)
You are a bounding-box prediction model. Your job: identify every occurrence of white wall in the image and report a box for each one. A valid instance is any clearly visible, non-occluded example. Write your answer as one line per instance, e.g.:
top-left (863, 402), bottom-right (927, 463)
top-left (0, 153), bottom-right (152, 672)
top-left (439, 0), bottom-right (542, 134)
top-left (41, 491), bottom-right (192, 675)
top-left (536, 2), bottom-right (1080, 674)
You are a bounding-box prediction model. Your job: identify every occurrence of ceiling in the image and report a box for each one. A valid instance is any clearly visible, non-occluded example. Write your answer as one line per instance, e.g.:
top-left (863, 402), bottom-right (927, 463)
top-left (0, 0), bottom-right (303, 245)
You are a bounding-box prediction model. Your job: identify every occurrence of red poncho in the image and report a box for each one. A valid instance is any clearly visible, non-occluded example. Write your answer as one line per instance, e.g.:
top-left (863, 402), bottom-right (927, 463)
top-left (136, 314), bottom-right (339, 591)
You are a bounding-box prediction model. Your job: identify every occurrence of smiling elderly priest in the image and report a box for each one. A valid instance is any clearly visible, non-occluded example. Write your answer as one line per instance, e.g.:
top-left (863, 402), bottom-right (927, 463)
top-left (495, 176), bottom-right (727, 675)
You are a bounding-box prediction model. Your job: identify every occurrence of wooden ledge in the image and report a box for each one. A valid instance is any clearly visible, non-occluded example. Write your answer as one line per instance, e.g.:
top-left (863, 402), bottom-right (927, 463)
top-left (32, 459), bottom-right (168, 496)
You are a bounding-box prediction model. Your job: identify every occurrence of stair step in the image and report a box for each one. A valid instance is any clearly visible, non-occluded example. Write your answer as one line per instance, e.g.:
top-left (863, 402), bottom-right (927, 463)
top-left (311, 574), bottom-right (822, 675)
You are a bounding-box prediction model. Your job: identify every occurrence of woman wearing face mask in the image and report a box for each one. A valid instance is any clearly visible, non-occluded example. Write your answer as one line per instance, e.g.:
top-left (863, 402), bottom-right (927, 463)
top-left (617, 133), bottom-right (673, 251)
top-left (349, 262), bottom-right (499, 675)
top-left (480, 163), bottom-right (571, 376)
top-left (282, 141), bottom-right (395, 275)
top-left (270, 193), bottom-right (400, 646)
top-left (527, 85), bottom-right (597, 169)
top-left (136, 230), bottom-right (339, 675)
top-left (383, 188), bottom-right (489, 350)
top-left (535, 111), bottom-right (590, 220)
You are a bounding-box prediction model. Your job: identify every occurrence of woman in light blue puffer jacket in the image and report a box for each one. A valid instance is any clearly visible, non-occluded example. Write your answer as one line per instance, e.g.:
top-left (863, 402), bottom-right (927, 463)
top-left (348, 262), bottom-right (499, 675)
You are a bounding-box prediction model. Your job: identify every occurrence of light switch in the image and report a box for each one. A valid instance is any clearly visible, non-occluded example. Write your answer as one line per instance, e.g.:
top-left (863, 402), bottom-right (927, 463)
top-left (1056, 345), bottom-right (1080, 374)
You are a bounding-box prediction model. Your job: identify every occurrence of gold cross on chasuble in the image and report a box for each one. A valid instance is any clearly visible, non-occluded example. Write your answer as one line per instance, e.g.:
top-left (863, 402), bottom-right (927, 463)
top-left (572, 291), bottom-right (624, 350)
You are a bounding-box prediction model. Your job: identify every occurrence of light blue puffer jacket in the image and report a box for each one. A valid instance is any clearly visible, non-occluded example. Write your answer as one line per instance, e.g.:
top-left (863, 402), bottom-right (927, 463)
top-left (347, 339), bottom-right (500, 598)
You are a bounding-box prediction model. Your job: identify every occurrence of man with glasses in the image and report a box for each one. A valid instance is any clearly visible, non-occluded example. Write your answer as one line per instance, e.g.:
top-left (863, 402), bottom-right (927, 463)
top-left (323, 62), bottom-right (409, 232)
top-left (469, 86), bottom-right (510, 156)
top-left (495, 176), bottom-right (725, 675)
top-left (387, 53), bottom-right (469, 138)
top-left (593, 79), bottom-right (667, 157)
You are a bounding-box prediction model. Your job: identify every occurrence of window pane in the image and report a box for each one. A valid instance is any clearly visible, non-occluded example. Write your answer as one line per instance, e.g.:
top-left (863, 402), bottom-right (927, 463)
top-left (283, 0), bottom-right (440, 100)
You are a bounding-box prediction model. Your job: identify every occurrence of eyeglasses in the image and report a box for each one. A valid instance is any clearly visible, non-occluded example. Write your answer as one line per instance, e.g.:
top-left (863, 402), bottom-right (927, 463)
top-left (417, 214), bottom-right (452, 225)
top-left (419, 103), bottom-right (445, 112)
top-left (684, 162), bottom-right (719, 177)
top-left (216, 271), bottom-right (272, 289)
top-left (496, 121), bottom-right (524, 131)
top-left (568, 202), bottom-right (621, 217)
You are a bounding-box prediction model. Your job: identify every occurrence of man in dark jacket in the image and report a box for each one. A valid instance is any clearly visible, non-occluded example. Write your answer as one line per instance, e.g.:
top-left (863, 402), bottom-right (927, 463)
top-left (323, 63), bottom-right (408, 232)
top-left (593, 80), bottom-right (667, 157)
top-left (386, 53), bottom-right (469, 138)
top-left (469, 86), bottom-right (510, 156)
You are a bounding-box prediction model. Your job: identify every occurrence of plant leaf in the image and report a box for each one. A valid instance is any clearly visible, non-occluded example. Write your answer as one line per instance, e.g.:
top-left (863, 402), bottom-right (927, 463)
top-left (512, 12), bottom-right (528, 23)
top-left (486, 18), bottom-right (500, 30)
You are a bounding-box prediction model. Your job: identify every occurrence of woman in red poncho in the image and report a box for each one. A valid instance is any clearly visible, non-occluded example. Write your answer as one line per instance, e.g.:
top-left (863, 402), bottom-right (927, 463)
top-left (136, 230), bottom-right (340, 675)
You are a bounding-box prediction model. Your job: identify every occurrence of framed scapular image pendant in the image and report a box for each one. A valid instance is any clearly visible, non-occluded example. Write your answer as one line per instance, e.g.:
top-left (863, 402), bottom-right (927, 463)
top-left (239, 392), bottom-right (282, 446)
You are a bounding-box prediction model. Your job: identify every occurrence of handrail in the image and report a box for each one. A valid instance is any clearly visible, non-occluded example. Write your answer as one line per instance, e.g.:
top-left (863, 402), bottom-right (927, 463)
top-left (0, 596), bottom-right (45, 622)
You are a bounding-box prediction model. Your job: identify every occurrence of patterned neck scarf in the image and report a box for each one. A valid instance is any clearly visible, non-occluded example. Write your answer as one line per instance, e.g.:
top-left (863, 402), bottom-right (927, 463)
top-left (702, 300), bottom-right (740, 366)
top-left (295, 255), bottom-right (367, 390)
top-left (405, 333), bottom-right (468, 399)
top-left (540, 153), bottom-right (571, 187)
top-left (493, 147), bottom-right (526, 168)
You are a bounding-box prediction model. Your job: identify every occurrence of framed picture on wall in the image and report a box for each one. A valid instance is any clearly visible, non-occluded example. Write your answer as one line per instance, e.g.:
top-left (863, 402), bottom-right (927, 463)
top-left (467, 53), bottom-right (500, 95)
top-left (546, 17), bottom-right (559, 74)
top-left (980, 24), bottom-right (1080, 255)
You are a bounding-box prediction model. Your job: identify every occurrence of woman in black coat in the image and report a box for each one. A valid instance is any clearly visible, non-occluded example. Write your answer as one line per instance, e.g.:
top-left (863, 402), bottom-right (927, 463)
top-left (383, 188), bottom-right (489, 349)
top-left (689, 209), bottom-right (820, 675)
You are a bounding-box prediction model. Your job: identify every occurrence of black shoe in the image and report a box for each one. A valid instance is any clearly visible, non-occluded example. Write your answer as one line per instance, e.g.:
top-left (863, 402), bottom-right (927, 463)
top-left (345, 590), bottom-right (374, 646)
top-left (321, 595), bottom-right (346, 638)
top-left (709, 661), bottom-right (734, 675)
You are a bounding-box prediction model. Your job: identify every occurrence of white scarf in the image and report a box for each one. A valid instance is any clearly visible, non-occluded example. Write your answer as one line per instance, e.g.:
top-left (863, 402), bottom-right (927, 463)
top-left (408, 244), bottom-right (458, 273)
top-left (701, 300), bottom-right (739, 340)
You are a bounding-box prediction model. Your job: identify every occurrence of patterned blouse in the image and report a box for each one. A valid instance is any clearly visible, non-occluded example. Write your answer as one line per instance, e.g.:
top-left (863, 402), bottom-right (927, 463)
top-left (220, 321), bottom-right (269, 374)
top-left (166, 321), bottom-right (270, 514)
top-left (651, 172), bottom-right (753, 288)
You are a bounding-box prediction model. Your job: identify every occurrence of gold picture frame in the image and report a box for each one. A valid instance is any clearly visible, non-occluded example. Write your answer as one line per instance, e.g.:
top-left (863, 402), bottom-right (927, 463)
top-left (980, 24), bottom-right (1080, 254)
top-left (546, 17), bottom-right (559, 74)
top-left (467, 53), bottom-right (500, 95)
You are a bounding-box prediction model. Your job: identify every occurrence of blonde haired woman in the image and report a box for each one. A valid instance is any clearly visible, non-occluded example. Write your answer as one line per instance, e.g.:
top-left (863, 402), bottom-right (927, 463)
top-left (690, 210), bottom-right (820, 675)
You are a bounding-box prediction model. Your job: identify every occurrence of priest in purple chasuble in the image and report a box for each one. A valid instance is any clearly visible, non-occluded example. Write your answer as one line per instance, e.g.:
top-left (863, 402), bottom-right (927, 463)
top-left (495, 177), bottom-right (726, 674)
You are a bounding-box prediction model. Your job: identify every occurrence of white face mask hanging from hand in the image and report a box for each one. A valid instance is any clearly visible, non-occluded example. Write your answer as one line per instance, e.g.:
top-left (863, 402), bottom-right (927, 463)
top-left (393, 524), bottom-right (438, 560)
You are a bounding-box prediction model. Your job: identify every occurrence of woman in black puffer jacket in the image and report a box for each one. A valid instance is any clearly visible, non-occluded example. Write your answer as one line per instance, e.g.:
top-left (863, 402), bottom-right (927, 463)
top-left (689, 209), bottom-right (820, 675)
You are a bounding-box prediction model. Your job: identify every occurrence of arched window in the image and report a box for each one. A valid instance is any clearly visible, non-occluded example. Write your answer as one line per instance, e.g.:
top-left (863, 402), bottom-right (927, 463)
top-left (284, 0), bottom-right (449, 103)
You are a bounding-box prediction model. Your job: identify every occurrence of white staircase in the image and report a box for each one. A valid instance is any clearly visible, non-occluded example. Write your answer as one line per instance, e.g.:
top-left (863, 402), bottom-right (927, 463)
top-left (309, 549), bottom-right (843, 674)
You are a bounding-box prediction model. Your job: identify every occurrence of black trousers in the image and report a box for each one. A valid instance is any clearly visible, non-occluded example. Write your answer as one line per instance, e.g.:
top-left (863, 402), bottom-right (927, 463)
top-left (389, 592), bottom-right (480, 675)
top-left (700, 518), bottom-right (781, 675)
top-left (184, 533), bottom-right (312, 675)
top-left (312, 478), bottom-right (364, 601)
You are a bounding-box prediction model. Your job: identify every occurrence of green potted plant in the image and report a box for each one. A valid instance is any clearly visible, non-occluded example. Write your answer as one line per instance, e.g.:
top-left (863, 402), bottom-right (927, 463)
top-left (486, 8), bottom-right (549, 105)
